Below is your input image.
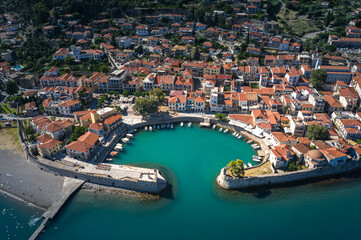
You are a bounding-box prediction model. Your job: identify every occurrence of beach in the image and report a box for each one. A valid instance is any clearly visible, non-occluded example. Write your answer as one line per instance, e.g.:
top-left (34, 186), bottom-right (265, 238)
top-left (0, 149), bottom-right (64, 209)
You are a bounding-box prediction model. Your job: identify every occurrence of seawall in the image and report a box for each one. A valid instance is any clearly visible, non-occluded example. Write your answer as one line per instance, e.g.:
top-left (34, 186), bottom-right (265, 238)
top-left (217, 161), bottom-right (361, 190)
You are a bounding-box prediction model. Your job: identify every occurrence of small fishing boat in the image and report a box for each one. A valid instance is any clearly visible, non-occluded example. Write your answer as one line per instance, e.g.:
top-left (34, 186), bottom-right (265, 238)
top-left (188, 122), bottom-right (192, 127)
top-left (106, 158), bottom-right (113, 162)
top-left (167, 124), bottom-right (170, 128)
top-left (114, 145), bottom-right (123, 151)
top-left (237, 136), bottom-right (242, 139)
top-left (157, 125), bottom-right (160, 129)
top-left (180, 122), bottom-right (184, 127)
top-left (253, 158), bottom-right (261, 162)
top-left (149, 126), bottom-right (153, 131)
top-left (254, 146), bottom-right (260, 150)
top-left (110, 151), bottom-right (118, 157)
top-left (219, 128), bottom-right (223, 132)
top-left (223, 129), bottom-right (228, 133)
top-left (247, 140), bottom-right (253, 144)
top-left (248, 163), bottom-right (253, 167)
top-left (122, 138), bottom-right (130, 143)
top-left (144, 126), bottom-right (148, 131)
top-left (212, 125), bottom-right (216, 129)
top-left (171, 124), bottom-right (174, 129)
top-left (153, 125), bottom-right (156, 129)
top-left (235, 133), bottom-right (239, 137)
top-left (232, 132), bottom-right (236, 136)
top-left (243, 164), bottom-right (247, 169)
top-left (126, 134), bottom-right (133, 138)
top-left (244, 138), bottom-right (248, 141)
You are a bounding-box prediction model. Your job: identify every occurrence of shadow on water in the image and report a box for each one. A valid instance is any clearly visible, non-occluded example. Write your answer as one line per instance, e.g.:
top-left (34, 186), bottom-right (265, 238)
top-left (125, 162), bottom-right (177, 200)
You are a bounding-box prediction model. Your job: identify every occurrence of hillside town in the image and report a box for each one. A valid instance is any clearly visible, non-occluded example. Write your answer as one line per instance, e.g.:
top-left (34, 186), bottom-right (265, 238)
top-left (1, 0), bottom-right (361, 174)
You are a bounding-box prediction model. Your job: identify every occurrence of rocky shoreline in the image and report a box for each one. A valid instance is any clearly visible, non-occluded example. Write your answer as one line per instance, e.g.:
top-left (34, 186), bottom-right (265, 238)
top-left (81, 182), bottom-right (161, 201)
top-left (217, 161), bottom-right (361, 190)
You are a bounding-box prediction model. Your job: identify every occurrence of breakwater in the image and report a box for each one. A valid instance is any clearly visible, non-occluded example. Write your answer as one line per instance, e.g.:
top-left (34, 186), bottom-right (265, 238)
top-left (217, 160), bottom-right (361, 190)
top-left (17, 119), bottom-right (167, 194)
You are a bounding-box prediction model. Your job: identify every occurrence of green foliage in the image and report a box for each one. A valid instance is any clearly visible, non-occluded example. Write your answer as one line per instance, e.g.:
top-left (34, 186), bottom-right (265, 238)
top-left (122, 90), bottom-right (130, 97)
top-left (215, 113), bottom-right (227, 121)
top-left (226, 159), bottom-right (245, 177)
top-left (287, 161), bottom-right (301, 171)
top-left (5, 80), bottom-right (18, 96)
top-left (134, 91), bottom-right (142, 97)
top-left (65, 56), bottom-right (75, 65)
top-left (69, 126), bottom-right (88, 143)
top-left (133, 98), bottom-right (159, 115)
top-left (224, 86), bottom-right (231, 91)
top-left (98, 94), bottom-right (109, 108)
top-left (307, 124), bottom-right (330, 140)
top-left (149, 88), bottom-right (165, 102)
top-left (310, 69), bottom-right (327, 90)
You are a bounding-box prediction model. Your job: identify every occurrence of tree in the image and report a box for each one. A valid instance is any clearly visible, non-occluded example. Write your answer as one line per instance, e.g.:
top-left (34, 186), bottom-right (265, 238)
top-left (122, 90), bottom-right (130, 97)
top-left (65, 56), bottom-right (75, 65)
top-left (5, 80), bottom-right (18, 96)
top-left (226, 159), bottom-right (245, 177)
top-left (133, 98), bottom-right (159, 115)
top-left (134, 91), bottom-right (142, 97)
top-left (324, 11), bottom-right (334, 27)
top-left (149, 88), bottom-right (165, 102)
top-left (215, 112), bottom-right (227, 121)
top-left (310, 69), bottom-right (327, 90)
top-left (307, 124), bottom-right (330, 140)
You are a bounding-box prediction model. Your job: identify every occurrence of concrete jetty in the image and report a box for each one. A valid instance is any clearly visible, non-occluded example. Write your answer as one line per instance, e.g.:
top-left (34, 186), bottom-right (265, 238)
top-left (29, 178), bottom-right (84, 240)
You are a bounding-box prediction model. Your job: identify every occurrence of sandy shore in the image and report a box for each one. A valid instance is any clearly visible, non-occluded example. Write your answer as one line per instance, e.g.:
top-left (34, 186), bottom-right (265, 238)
top-left (0, 149), bottom-right (65, 209)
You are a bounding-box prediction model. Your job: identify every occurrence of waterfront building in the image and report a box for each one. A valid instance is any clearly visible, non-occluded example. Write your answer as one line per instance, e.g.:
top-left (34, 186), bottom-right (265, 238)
top-left (36, 134), bottom-right (62, 158)
top-left (65, 132), bottom-right (100, 161)
top-left (269, 144), bottom-right (296, 169)
top-left (304, 149), bottom-right (327, 168)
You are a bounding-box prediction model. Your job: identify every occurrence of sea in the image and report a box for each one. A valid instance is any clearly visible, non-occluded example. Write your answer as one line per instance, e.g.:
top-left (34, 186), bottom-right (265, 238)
top-left (2, 125), bottom-right (361, 240)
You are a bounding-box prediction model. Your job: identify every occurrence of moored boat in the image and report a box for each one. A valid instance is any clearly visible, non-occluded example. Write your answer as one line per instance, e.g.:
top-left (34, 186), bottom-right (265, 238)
top-left (122, 137), bottom-right (130, 143)
top-left (247, 140), bottom-right (253, 144)
top-left (212, 125), bottom-right (216, 129)
top-left (145, 126), bottom-right (148, 131)
top-left (126, 133), bottom-right (133, 138)
top-left (149, 126), bottom-right (153, 131)
top-left (244, 137), bottom-right (248, 141)
top-left (219, 128), bottom-right (223, 132)
top-left (188, 122), bottom-right (192, 127)
top-left (223, 129), bottom-right (228, 133)
top-left (180, 122), bottom-right (184, 127)
top-left (248, 163), bottom-right (253, 167)
top-left (171, 124), bottom-right (174, 129)
top-left (106, 158), bottom-right (113, 162)
top-left (110, 151), bottom-right (118, 157)
top-left (237, 136), bottom-right (242, 139)
top-left (232, 132), bottom-right (236, 136)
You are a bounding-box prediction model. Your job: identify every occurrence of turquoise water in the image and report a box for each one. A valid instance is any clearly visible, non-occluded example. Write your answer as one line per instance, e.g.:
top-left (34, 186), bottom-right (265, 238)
top-left (4, 126), bottom-right (361, 239)
top-left (0, 193), bottom-right (41, 239)
top-left (11, 66), bottom-right (23, 70)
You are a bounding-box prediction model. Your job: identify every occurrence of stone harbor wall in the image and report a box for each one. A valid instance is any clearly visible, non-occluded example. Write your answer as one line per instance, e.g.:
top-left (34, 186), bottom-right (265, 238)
top-left (17, 120), bottom-right (167, 194)
top-left (132, 116), bottom-right (203, 129)
top-left (217, 161), bottom-right (361, 190)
